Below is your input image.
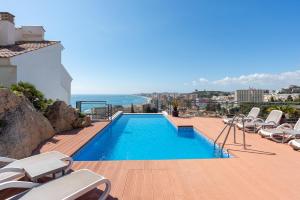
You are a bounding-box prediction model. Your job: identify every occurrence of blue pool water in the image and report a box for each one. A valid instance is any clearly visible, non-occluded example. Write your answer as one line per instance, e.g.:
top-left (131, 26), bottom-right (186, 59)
top-left (73, 114), bottom-right (230, 161)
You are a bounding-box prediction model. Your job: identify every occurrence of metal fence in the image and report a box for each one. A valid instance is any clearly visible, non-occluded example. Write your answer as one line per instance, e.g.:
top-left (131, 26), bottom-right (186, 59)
top-left (76, 101), bottom-right (113, 121)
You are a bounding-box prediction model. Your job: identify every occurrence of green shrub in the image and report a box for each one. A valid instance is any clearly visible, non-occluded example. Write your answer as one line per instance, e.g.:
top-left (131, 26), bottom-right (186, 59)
top-left (267, 105), bottom-right (298, 118)
top-left (78, 112), bottom-right (86, 118)
top-left (10, 82), bottom-right (53, 112)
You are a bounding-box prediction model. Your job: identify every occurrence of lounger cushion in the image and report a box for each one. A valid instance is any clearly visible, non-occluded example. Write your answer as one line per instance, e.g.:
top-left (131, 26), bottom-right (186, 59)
top-left (236, 122), bottom-right (257, 129)
top-left (0, 152), bottom-right (70, 183)
top-left (223, 118), bottom-right (233, 124)
top-left (259, 129), bottom-right (284, 137)
top-left (13, 169), bottom-right (106, 200)
top-left (289, 139), bottom-right (300, 150)
top-left (265, 110), bottom-right (282, 124)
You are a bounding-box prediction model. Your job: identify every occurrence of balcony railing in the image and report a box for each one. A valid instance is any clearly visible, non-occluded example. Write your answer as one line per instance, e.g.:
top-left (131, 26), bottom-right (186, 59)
top-left (76, 101), bottom-right (113, 121)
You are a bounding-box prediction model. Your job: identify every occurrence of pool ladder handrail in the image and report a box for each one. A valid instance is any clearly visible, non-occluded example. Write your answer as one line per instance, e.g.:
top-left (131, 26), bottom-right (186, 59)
top-left (213, 114), bottom-right (247, 156)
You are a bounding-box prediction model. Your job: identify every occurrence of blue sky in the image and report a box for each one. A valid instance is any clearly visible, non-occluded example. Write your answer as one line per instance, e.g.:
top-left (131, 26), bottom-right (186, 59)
top-left (2, 0), bottom-right (300, 93)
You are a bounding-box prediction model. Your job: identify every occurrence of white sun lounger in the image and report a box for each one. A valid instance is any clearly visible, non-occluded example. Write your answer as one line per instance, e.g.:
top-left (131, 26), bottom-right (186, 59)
top-left (236, 110), bottom-right (283, 132)
top-left (0, 151), bottom-right (73, 183)
top-left (223, 107), bottom-right (260, 124)
top-left (259, 118), bottom-right (300, 143)
top-left (0, 169), bottom-right (111, 200)
top-left (289, 139), bottom-right (300, 151)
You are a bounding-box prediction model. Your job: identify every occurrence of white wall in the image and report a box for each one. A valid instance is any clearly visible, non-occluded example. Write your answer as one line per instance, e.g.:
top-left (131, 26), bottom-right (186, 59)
top-left (0, 20), bottom-right (15, 46)
top-left (10, 43), bottom-right (72, 104)
top-left (60, 64), bottom-right (72, 104)
top-left (15, 26), bottom-right (45, 42)
top-left (0, 65), bottom-right (17, 87)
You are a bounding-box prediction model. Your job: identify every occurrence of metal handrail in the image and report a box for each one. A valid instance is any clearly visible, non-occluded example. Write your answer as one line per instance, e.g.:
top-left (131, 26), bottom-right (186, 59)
top-left (220, 116), bottom-right (236, 153)
top-left (214, 114), bottom-right (247, 157)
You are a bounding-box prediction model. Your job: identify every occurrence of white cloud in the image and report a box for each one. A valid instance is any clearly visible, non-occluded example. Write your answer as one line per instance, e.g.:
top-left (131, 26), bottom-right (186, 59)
top-left (184, 69), bottom-right (300, 90)
top-left (187, 77), bottom-right (209, 87)
top-left (213, 70), bottom-right (300, 87)
top-left (198, 78), bottom-right (209, 83)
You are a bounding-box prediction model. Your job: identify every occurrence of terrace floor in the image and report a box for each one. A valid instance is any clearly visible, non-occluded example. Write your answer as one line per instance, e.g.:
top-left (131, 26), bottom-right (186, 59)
top-left (3, 116), bottom-right (300, 200)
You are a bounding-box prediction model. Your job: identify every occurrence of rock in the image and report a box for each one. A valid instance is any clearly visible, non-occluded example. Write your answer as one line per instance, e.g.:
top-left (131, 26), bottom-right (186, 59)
top-left (45, 101), bottom-right (91, 132)
top-left (45, 101), bottom-right (77, 132)
top-left (72, 116), bottom-right (92, 128)
top-left (0, 89), bottom-right (55, 159)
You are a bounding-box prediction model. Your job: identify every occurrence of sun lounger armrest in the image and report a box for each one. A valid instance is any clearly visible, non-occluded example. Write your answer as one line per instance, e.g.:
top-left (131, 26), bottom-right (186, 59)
top-left (0, 157), bottom-right (17, 164)
top-left (246, 116), bottom-right (255, 120)
top-left (296, 134), bottom-right (300, 139)
top-left (0, 167), bottom-right (24, 174)
top-left (260, 121), bottom-right (277, 129)
top-left (277, 123), bottom-right (293, 129)
top-left (0, 180), bottom-right (39, 191)
top-left (238, 114), bottom-right (246, 118)
top-left (253, 118), bottom-right (264, 123)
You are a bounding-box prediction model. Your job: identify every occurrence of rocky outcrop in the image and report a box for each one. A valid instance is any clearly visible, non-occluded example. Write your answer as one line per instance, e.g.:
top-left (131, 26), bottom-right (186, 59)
top-left (72, 116), bottom-right (92, 129)
top-left (0, 89), bottom-right (55, 159)
top-left (45, 101), bottom-right (91, 132)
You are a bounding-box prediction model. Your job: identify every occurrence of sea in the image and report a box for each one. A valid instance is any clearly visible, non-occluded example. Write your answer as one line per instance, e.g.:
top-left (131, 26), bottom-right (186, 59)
top-left (71, 94), bottom-right (150, 109)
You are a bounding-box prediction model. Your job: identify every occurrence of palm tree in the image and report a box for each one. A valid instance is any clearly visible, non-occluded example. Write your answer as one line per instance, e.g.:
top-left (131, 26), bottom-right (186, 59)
top-left (267, 105), bottom-right (297, 118)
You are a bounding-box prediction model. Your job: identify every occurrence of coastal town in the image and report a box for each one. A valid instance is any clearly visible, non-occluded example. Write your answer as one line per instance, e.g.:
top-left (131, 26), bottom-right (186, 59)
top-left (136, 85), bottom-right (300, 118)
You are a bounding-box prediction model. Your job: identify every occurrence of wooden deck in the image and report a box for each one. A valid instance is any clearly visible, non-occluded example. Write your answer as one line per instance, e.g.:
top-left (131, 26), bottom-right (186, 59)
top-left (3, 117), bottom-right (300, 200)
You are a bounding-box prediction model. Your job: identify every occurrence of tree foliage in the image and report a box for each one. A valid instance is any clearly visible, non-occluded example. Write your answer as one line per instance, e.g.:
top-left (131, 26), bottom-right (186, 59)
top-left (286, 95), bottom-right (293, 102)
top-left (10, 82), bottom-right (53, 112)
top-left (267, 105), bottom-right (299, 118)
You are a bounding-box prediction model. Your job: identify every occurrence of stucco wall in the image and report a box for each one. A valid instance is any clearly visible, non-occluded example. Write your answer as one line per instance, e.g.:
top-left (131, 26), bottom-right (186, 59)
top-left (0, 65), bottom-right (17, 87)
top-left (10, 43), bottom-right (72, 104)
top-left (60, 64), bottom-right (72, 103)
top-left (0, 20), bottom-right (15, 46)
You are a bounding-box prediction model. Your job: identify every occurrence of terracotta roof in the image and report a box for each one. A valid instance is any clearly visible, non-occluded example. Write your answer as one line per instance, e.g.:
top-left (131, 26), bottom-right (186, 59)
top-left (0, 41), bottom-right (60, 58)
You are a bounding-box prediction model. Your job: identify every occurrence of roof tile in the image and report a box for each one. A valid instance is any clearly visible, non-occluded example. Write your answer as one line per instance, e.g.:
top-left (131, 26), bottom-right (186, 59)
top-left (0, 41), bottom-right (59, 58)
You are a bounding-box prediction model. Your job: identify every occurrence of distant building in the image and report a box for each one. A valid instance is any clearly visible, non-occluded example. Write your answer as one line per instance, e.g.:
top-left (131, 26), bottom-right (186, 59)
top-left (235, 89), bottom-right (267, 103)
top-left (211, 94), bottom-right (235, 102)
top-left (0, 12), bottom-right (72, 103)
top-left (264, 93), bottom-right (300, 102)
top-left (279, 85), bottom-right (300, 94)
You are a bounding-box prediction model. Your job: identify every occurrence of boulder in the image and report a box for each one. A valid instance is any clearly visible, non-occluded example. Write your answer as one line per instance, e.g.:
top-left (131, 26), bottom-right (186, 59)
top-left (72, 116), bottom-right (92, 129)
top-left (45, 101), bottom-right (77, 132)
top-left (45, 101), bottom-right (91, 132)
top-left (0, 89), bottom-right (55, 159)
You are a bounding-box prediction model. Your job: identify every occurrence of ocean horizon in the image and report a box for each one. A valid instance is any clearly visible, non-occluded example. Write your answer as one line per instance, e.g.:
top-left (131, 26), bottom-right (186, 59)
top-left (71, 94), bottom-right (150, 108)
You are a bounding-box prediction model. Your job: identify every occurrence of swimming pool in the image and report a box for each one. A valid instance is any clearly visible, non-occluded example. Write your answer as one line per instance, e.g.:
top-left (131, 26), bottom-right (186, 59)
top-left (73, 114), bottom-right (230, 161)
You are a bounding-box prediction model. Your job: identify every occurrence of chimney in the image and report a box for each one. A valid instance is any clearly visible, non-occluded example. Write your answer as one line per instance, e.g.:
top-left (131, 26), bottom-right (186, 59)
top-left (0, 12), bottom-right (16, 46)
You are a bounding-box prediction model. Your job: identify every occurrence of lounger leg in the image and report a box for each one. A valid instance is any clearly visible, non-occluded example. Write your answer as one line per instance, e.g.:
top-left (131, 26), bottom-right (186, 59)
top-left (98, 179), bottom-right (111, 200)
top-left (61, 157), bottom-right (74, 173)
top-left (282, 133), bottom-right (286, 144)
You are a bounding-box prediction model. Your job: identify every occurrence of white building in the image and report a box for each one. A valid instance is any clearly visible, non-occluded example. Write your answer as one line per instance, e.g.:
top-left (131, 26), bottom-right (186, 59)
top-left (235, 89), bottom-right (266, 103)
top-left (0, 12), bottom-right (72, 104)
top-left (264, 93), bottom-right (300, 102)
